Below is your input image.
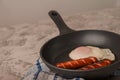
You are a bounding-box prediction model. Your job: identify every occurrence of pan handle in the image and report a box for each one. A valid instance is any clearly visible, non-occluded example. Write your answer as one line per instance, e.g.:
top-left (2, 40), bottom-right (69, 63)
top-left (48, 10), bottom-right (75, 35)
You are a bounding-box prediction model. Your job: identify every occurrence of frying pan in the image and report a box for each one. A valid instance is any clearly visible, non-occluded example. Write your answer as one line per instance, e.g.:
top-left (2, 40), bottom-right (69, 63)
top-left (40, 10), bottom-right (120, 79)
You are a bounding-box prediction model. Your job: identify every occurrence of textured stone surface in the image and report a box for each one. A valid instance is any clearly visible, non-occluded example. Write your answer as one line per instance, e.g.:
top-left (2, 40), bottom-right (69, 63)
top-left (0, 7), bottom-right (120, 80)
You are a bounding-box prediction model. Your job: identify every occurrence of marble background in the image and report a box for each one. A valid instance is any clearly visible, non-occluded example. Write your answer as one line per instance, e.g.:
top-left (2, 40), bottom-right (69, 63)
top-left (0, 7), bottom-right (120, 80)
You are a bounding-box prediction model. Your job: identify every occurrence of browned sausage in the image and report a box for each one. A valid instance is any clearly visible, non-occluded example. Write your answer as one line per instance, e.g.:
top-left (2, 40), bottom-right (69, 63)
top-left (80, 59), bottom-right (112, 70)
top-left (56, 57), bottom-right (97, 69)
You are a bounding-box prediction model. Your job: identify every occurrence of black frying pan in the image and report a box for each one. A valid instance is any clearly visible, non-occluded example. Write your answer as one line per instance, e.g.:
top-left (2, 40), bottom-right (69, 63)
top-left (40, 10), bottom-right (120, 80)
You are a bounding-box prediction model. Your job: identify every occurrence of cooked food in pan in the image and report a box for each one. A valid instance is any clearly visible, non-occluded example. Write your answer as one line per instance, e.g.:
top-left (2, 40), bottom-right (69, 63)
top-left (56, 57), bottom-right (112, 70)
top-left (56, 46), bottom-right (115, 70)
top-left (69, 46), bottom-right (115, 61)
top-left (56, 57), bottom-right (97, 69)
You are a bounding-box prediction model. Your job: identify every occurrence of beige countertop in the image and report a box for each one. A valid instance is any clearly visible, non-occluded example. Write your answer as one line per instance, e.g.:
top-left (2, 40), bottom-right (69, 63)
top-left (0, 7), bottom-right (120, 80)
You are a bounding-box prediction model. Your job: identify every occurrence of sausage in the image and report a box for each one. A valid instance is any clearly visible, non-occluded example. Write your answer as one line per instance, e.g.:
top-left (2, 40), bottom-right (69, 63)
top-left (56, 57), bottom-right (97, 69)
top-left (80, 59), bottom-right (112, 70)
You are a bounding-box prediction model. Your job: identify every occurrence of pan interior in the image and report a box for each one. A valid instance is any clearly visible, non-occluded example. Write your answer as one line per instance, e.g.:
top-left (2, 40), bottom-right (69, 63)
top-left (41, 30), bottom-right (120, 66)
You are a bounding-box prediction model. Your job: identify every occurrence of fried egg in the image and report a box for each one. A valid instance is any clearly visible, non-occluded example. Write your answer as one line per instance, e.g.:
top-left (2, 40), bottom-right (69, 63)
top-left (69, 46), bottom-right (115, 61)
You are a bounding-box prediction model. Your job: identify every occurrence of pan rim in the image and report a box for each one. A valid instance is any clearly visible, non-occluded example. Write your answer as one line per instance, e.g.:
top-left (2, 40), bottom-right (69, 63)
top-left (45, 29), bottom-right (120, 41)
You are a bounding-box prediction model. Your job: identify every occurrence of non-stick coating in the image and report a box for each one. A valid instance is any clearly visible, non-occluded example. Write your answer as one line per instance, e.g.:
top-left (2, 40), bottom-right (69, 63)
top-left (40, 30), bottom-right (120, 79)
